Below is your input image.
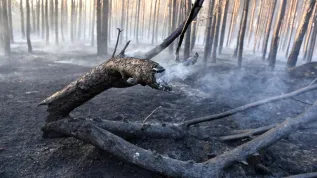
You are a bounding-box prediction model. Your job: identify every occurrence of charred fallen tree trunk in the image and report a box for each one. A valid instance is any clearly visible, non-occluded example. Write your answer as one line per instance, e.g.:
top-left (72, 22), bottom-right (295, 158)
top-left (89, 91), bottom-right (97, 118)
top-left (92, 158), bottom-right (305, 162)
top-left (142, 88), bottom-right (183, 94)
top-left (40, 0), bottom-right (204, 122)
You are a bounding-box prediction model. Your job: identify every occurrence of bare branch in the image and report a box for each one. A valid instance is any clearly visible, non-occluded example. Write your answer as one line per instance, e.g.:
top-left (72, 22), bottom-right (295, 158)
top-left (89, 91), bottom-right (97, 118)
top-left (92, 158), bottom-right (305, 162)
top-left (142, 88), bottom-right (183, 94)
top-left (118, 40), bottom-right (131, 57)
top-left (112, 28), bottom-right (124, 57)
top-left (217, 124), bottom-right (276, 141)
top-left (175, 0), bottom-right (202, 62)
top-left (144, 0), bottom-right (204, 59)
top-left (284, 172), bottom-right (317, 178)
top-left (184, 84), bottom-right (317, 127)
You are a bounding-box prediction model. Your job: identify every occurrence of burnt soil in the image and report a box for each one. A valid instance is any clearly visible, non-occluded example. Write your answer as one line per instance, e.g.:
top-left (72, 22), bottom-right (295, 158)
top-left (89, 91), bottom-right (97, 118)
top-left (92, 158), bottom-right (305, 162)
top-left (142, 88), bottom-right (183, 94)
top-left (0, 44), bottom-right (317, 178)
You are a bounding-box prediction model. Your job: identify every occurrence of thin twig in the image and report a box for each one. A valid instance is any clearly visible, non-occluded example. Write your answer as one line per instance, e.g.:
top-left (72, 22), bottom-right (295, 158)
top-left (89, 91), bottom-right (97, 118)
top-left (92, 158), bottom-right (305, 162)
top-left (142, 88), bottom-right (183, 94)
top-left (118, 40), bottom-right (131, 57)
top-left (184, 84), bottom-right (317, 127)
top-left (142, 106), bottom-right (162, 125)
top-left (218, 124), bottom-right (276, 141)
top-left (112, 28), bottom-right (124, 58)
top-left (309, 77), bottom-right (317, 86)
top-left (283, 172), bottom-right (317, 178)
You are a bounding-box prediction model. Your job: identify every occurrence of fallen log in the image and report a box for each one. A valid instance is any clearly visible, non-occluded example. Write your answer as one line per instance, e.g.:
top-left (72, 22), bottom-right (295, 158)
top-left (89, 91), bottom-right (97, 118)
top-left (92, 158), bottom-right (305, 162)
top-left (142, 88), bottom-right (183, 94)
top-left (42, 100), bottom-right (317, 178)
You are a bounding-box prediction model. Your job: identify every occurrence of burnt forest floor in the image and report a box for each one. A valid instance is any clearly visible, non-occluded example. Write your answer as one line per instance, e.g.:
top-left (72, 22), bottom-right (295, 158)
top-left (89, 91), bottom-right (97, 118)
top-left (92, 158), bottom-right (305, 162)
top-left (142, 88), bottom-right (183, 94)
top-left (0, 42), bottom-right (317, 178)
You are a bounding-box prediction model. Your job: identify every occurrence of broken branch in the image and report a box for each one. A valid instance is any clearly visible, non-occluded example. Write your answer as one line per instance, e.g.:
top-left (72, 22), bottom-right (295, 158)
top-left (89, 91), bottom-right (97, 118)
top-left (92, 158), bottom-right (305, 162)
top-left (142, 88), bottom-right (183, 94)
top-left (184, 83), bottom-right (317, 127)
top-left (112, 28), bottom-right (124, 58)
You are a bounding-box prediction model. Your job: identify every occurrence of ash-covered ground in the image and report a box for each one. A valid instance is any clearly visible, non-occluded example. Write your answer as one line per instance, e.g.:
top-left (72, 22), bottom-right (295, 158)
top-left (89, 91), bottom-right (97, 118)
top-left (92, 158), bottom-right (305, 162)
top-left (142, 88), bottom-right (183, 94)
top-left (0, 41), bottom-right (317, 178)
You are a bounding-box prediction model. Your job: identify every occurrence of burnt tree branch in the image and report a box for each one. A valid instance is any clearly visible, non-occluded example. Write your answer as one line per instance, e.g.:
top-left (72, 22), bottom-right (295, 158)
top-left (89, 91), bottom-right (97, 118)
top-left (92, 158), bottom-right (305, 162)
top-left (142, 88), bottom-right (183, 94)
top-left (42, 100), bottom-right (317, 178)
top-left (175, 0), bottom-right (201, 62)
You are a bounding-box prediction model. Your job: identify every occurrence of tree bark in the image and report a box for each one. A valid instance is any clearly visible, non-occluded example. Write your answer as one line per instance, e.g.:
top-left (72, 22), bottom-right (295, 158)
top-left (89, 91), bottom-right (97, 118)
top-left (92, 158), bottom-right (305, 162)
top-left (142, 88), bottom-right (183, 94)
top-left (136, 0), bottom-right (141, 44)
top-left (268, 0), bottom-right (287, 69)
top-left (41, 0), bottom-right (44, 38)
top-left (77, 0), bottom-right (83, 39)
top-left (307, 7), bottom-right (317, 63)
top-left (218, 0), bottom-right (228, 54)
top-left (184, 0), bottom-right (192, 60)
top-left (2, 0), bottom-right (10, 56)
top-left (91, 0), bottom-right (96, 46)
top-left (212, 0), bottom-right (222, 63)
top-left (287, 0), bottom-right (316, 69)
top-left (285, 0), bottom-right (299, 57)
top-left (237, 0), bottom-right (250, 67)
top-left (45, 0), bottom-right (49, 44)
top-left (36, 0), bottom-right (40, 36)
top-left (55, 0), bottom-right (59, 44)
top-left (262, 0), bottom-right (277, 60)
top-left (203, 0), bottom-right (215, 62)
top-left (26, 0), bottom-right (33, 53)
top-left (20, 0), bottom-right (26, 38)
top-left (151, 0), bottom-right (158, 45)
top-left (7, 0), bottom-right (13, 42)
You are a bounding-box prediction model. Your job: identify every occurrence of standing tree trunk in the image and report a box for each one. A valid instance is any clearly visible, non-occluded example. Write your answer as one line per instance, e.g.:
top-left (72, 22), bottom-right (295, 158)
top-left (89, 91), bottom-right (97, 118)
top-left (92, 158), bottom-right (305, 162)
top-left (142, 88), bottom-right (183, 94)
top-left (71, 0), bottom-right (75, 42)
top-left (32, 0), bottom-right (36, 33)
top-left (203, 0), bottom-right (215, 62)
top-left (262, 0), bottom-right (277, 60)
top-left (36, 0), bottom-right (40, 36)
top-left (168, 0), bottom-right (177, 53)
top-left (237, 0), bottom-right (250, 67)
top-left (41, 0), bottom-right (45, 38)
top-left (55, 0), bottom-right (58, 44)
top-left (20, 0), bottom-right (26, 38)
top-left (190, 16), bottom-right (198, 50)
top-left (155, 0), bottom-right (161, 43)
top-left (212, 0), bottom-right (222, 63)
top-left (268, 0), bottom-right (287, 69)
top-left (7, 0), bottom-right (13, 42)
top-left (136, 0), bottom-right (141, 44)
top-left (247, 0), bottom-right (256, 46)
top-left (126, 0), bottom-right (130, 41)
top-left (285, 0), bottom-right (298, 57)
top-left (61, 0), bottom-right (65, 41)
top-left (151, 0), bottom-right (158, 45)
top-left (307, 9), bottom-right (317, 63)
top-left (218, 0), bottom-right (228, 54)
top-left (287, 0), bottom-right (316, 69)
top-left (78, 0), bottom-right (82, 39)
top-left (96, 0), bottom-right (101, 54)
top-left (2, 0), bottom-right (11, 56)
top-left (120, 0), bottom-right (125, 44)
top-left (26, 0), bottom-right (33, 53)
top-left (45, 0), bottom-right (49, 44)
top-left (91, 0), bottom-right (96, 46)
top-left (184, 0), bottom-right (192, 60)
top-left (50, 0), bottom-right (54, 31)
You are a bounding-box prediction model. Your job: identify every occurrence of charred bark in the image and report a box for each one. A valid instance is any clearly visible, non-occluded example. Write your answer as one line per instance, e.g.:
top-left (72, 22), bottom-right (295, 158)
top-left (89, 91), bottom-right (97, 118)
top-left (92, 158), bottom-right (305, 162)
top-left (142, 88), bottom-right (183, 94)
top-left (26, 0), bottom-right (33, 53)
top-left (268, 0), bottom-right (287, 69)
top-left (287, 0), bottom-right (316, 69)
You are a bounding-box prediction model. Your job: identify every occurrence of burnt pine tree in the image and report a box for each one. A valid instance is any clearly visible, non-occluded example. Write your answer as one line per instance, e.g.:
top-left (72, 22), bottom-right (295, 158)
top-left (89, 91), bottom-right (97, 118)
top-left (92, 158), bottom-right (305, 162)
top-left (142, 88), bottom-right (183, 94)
top-left (91, 0), bottom-right (96, 46)
top-left (96, 0), bottom-right (101, 53)
top-left (0, 1), bottom-right (2, 48)
top-left (8, 0), bottom-right (13, 42)
top-left (2, 0), bottom-right (10, 56)
top-left (307, 9), bottom-right (317, 63)
top-left (45, 0), bottom-right (49, 44)
top-left (219, 0), bottom-right (229, 54)
top-left (287, 0), bottom-right (316, 69)
top-left (41, 0), bottom-right (44, 38)
top-left (262, 0), bottom-right (277, 60)
top-left (20, 0), bottom-right (25, 38)
top-left (268, 0), bottom-right (287, 69)
top-left (55, 0), bottom-right (59, 44)
top-left (237, 0), bottom-right (250, 67)
top-left (212, 0), bottom-right (222, 63)
top-left (203, 0), bottom-right (215, 62)
top-left (184, 0), bottom-right (192, 60)
top-left (26, 0), bottom-right (33, 53)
